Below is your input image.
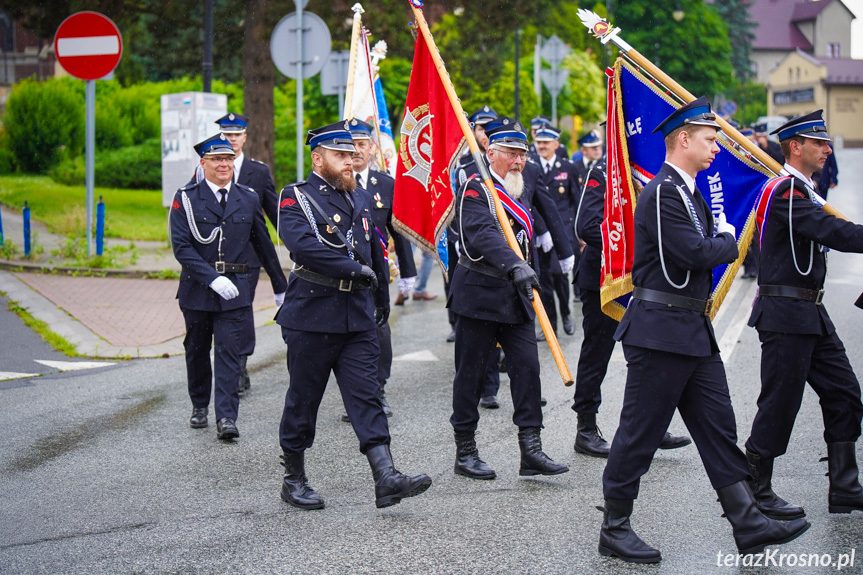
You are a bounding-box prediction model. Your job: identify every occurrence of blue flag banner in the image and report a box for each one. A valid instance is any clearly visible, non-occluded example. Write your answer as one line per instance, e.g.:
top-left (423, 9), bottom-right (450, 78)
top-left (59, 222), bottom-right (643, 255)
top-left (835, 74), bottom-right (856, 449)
top-left (616, 60), bottom-right (774, 317)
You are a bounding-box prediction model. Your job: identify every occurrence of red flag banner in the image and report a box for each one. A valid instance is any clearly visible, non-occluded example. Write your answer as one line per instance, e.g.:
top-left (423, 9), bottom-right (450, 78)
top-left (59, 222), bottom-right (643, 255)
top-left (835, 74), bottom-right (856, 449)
top-left (392, 33), bottom-right (467, 255)
top-left (600, 64), bottom-right (638, 321)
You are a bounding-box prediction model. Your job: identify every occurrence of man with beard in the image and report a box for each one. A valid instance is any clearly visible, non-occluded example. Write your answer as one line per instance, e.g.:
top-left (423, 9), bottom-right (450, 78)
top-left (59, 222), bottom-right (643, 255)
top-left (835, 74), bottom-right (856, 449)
top-left (448, 116), bottom-right (569, 481)
top-left (274, 121), bottom-right (431, 510)
top-left (344, 118), bottom-right (417, 419)
top-left (745, 111), bottom-right (863, 519)
top-left (599, 98), bottom-right (809, 563)
top-left (171, 133), bottom-right (287, 440)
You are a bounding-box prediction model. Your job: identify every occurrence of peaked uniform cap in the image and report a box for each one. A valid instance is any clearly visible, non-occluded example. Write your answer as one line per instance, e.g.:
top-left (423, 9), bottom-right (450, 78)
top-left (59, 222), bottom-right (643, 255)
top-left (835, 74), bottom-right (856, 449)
top-left (771, 110), bottom-right (831, 142)
top-left (485, 116), bottom-right (528, 151)
top-left (306, 120), bottom-right (357, 152)
top-left (215, 113), bottom-right (249, 134)
top-left (652, 96), bottom-right (721, 137)
top-left (194, 133), bottom-right (236, 157)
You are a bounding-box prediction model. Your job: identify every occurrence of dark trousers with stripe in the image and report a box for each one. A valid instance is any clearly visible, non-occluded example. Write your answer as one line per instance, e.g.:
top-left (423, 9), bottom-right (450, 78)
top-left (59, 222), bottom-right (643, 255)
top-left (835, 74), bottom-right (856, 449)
top-left (451, 314), bottom-right (543, 432)
top-left (746, 330), bottom-right (863, 458)
top-left (182, 307), bottom-right (246, 422)
top-left (603, 344), bottom-right (749, 500)
top-left (279, 328), bottom-right (390, 454)
top-left (376, 322), bottom-right (392, 383)
top-left (572, 289), bottom-right (619, 414)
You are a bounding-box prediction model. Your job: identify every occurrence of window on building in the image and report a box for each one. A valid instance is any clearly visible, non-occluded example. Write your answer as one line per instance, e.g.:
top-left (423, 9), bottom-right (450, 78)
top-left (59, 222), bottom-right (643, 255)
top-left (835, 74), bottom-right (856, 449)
top-left (827, 43), bottom-right (841, 58)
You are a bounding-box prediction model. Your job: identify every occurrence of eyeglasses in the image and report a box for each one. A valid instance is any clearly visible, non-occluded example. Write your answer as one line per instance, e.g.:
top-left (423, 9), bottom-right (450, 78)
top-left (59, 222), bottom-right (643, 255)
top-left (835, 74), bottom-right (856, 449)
top-left (496, 149), bottom-right (528, 161)
top-left (206, 157), bottom-right (234, 165)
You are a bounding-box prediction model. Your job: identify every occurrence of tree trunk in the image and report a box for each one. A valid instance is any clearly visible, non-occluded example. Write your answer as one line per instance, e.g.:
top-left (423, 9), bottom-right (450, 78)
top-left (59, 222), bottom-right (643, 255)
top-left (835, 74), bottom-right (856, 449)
top-left (243, 0), bottom-right (274, 170)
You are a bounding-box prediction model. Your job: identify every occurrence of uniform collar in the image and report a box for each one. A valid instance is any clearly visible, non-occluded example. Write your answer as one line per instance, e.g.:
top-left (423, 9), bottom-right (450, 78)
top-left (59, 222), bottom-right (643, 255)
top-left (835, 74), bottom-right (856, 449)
top-left (665, 161), bottom-right (696, 195)
top-left (783, 163), bottom-right (815, 189)
top-left (204, 177), bottom-right (232, 197)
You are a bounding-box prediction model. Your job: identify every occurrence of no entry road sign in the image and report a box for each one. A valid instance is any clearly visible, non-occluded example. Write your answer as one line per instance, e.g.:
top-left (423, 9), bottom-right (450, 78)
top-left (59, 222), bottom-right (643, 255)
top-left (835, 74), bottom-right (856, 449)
top-left (54, 12), bottom-right (123, 81)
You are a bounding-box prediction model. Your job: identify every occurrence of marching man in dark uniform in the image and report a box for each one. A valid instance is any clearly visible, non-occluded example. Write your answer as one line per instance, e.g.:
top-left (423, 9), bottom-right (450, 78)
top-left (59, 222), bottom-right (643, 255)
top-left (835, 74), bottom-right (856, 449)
top-left (572, 157), bottom-right (691, 457)
top-left (528, 115), bottom-right (569, 161)
top-left (571, 130), bottom-right (605, 191)
top-left (448, 116), bottom-right (569, 481)
top-left (347, 118), bottom-right (417, 418)
top-left (745, 111), bottom-right (863, 518)
top-left (170, 133), bottom-right (287, 440)
top-left (599, 98), bottom-right (809, 563)
top-left (275, 121), bottom-right (431, 510)
top-left (214, 112), bottom-right (281, 395)
top-left (533, 125), bottom-right (579, 336)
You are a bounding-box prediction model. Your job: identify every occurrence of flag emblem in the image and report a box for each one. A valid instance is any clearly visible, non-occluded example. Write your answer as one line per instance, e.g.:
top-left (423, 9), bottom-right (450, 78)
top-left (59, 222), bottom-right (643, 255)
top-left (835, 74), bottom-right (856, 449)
top-left (399, 104), bottom-right (433, 188)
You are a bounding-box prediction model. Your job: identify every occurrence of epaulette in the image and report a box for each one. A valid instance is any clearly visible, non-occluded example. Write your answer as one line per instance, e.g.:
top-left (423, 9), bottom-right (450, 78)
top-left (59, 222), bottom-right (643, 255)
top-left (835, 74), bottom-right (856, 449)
top-left (251, 158), bottom-right (268, 166)
top-left (178, 184), bottom-right (194, 192)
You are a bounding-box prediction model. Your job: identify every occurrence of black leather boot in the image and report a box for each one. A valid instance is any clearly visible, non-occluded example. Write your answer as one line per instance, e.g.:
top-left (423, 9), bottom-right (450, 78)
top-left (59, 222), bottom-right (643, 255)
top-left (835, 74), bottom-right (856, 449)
top-left (280, 451), bottom-right (325, 510)
top-left (658, 431), bottom-right (692, 450)
top-left (746, 449), bottom-right (805, 519)
top-left (827, 442), bottom-right (863, 514)
top-left (574, 413), bottom-right (610, 458)
top-left (379, 380), bottom-right (393, 417)
top-left (518, 427), bottom-right (569, 476)
top-left (454, 430), bottom-right (496, 480)
top-left (716, 480), bottom-right (810, 555)
top-left (367, 445), bottom-right (432, 508)
top-left (598, 498), bottom-right (661, 563)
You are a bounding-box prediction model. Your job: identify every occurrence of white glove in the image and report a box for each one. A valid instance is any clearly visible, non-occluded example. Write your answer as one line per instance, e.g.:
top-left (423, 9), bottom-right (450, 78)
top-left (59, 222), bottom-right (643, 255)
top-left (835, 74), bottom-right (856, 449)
top-left (559, 255), bottom-right (575, 275)
top-left (274, 292), bottom-right (286, 307)
top-left (209, 276), bottom-right (239, 300)
top-left (716, 213), bottom-right (736, 237)
top-left (535, 231), bottom-right (553, 253)
top-left (398, 276), bottom-right (416, 295)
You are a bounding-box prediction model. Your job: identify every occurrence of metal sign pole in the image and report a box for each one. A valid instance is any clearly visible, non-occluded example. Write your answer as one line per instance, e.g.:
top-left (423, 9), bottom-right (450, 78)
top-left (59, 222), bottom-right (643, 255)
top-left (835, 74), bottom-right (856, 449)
top-left (86, 79), bottom-right (95, 256)
top-left (295, 1), bottom-right (304, 181)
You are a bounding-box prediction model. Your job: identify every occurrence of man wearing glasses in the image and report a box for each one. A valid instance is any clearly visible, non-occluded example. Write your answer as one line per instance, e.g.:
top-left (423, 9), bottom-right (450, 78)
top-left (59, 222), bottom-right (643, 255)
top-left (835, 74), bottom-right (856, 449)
top-left (170, 133), bottom-right (287, 441)
top-left (448, 116), bottom-right (569, 481)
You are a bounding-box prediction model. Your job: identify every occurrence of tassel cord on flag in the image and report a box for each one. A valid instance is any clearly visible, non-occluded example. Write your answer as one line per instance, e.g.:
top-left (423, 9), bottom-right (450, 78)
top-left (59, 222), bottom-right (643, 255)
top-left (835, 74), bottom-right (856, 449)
top-left (408, 1), bottom-right (574, 386)
top-left (579, 9), bottom-right (848, 224)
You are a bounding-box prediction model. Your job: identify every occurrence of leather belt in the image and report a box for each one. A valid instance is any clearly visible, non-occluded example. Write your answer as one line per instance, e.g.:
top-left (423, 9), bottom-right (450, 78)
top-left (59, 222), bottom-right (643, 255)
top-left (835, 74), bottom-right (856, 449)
top-left (458, 257), bottom-right (509, 280)
top-left (759, 284), bottom-right (824, 305)
top-left (211, 262), bottom-right (247, 274)
top-left (632, 286), bottom-right (713, 316)
top-left (291, 268), bottom-right (371, 292)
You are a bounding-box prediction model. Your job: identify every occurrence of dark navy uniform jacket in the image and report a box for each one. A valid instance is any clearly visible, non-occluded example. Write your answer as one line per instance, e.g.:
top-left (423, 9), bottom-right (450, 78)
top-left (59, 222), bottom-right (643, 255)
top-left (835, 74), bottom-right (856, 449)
top-left (614, 163), bottom-right (738, 356)
top-left (170, 180), bottom-right (287, 312)
top-left (750, 175), bottom-right (863, 335)
top-left (361, 168), bottom-right (417, 279)
top-left (537, 156), bottom-right (580, 252)
top-left (236, 155), bottom-right (279, 228)
top-left (448, 174), bottom-right (537, 324)
top-left (275, 172), bottom-right (389, 334)
top-left (574, 161), bottom-right (606, 291)
top-left (457, 156), bottom-right (574, 264)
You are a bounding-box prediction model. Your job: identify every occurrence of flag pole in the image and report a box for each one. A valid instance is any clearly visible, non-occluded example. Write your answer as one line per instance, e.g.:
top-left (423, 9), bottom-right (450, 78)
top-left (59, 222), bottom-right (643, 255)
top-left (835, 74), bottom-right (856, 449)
top-left (577, 9), bottom-right (847, 222)
top-left (409, 0), bottom-right (573, 386)
top-left (344, 3), bottom-right (365, 118)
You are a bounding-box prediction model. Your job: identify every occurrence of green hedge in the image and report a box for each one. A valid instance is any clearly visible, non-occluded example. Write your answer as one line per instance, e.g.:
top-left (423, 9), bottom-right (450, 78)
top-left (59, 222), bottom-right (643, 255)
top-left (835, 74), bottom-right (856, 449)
top-left (49, 138), bottom-right (162, 189)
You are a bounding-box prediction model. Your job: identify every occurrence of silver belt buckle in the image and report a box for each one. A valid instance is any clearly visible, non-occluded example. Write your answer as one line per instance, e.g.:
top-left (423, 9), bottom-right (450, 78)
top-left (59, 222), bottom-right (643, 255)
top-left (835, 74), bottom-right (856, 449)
top-left (815, 290), bottom-right (824, 305)
top-left (338, 279), bottom-right (353, 292)
top-left (215, 261), bottom-right (226, 274)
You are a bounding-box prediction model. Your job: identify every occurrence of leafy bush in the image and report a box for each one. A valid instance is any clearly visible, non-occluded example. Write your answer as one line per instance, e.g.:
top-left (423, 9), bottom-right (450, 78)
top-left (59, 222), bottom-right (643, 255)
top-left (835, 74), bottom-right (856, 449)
top-left (4, 78), bottom-right (84, 173)
top-left (0, 128), bottom-right (16, 173)
top-left (49, 138), bottom-right (161, 189)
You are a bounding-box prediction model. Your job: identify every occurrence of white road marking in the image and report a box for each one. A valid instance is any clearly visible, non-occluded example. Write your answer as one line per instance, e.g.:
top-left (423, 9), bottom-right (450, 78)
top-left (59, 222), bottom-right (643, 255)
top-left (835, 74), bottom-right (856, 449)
top-left (56, 36), bottom-right (120, 57)
top-left (393, 350), bottom-right (438, 362)
top-left (0, 372), bottom-right (39, 382)
top-left (34, 360), bottom-right (115, 371)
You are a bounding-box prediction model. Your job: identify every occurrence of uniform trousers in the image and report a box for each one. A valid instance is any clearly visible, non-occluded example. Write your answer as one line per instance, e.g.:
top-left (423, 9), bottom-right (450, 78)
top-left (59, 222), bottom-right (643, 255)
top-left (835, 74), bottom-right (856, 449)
top-left (451, 314), bottom-right (543, 432)
top-left (238, 267), bottom-right (260, 357)
top-left (375, 322), bottom-right (393, 383)
top-left (603, 344), bottom-right (749, 500)
top-left (572, 289), bottom-right (619, 414)
top-left (537, 249), bottom-right (570, 331)
top-left (746, 330), bottom-right (863, 458)
top-left (181, 306), bottom-right (246, 421)
top-left (279, 327), bottom-right (390, 454)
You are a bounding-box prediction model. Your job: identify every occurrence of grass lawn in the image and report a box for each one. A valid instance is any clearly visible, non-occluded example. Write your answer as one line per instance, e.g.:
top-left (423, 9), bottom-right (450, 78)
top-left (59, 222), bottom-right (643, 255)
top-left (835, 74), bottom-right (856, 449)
top-left (0, 175), bottom-right (168, 241)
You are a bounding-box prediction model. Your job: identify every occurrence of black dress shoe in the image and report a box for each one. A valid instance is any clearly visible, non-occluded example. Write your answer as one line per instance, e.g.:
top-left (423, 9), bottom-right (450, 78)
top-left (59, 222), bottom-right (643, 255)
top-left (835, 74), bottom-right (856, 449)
top-left (216, 418), bottom-right (239, 440)
top-left (659, 431), bottom-right (691, 450)
top-left (479, 395), bottom-right (499, 409)
top-left (536, 329), bottom-right (547, 341)
top-left (446, 329), bottom-right (456, 343)
top-left (190, 407), bottom-right (208, 429)
top-left (563, 315), bottom-right (575, 335)
top-left (540, 396), bottom-right (548, 407)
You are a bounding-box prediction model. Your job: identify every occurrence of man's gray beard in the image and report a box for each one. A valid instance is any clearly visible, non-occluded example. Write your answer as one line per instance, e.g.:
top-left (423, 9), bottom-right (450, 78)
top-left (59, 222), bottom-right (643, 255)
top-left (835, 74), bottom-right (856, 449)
top-left (504, 171), bottom-right (525, 198)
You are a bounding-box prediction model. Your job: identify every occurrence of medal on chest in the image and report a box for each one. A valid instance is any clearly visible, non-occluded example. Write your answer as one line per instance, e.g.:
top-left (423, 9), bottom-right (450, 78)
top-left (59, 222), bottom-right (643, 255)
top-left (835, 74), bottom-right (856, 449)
top-left (363, 217), bottom-right (370, 241)
top-left (374, 193), bottom-right (384, 209)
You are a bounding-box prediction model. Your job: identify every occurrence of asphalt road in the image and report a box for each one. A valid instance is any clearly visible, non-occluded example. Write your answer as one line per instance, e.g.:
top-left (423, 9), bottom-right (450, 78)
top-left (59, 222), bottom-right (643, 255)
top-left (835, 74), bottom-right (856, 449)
top-left (2, 150), bottom-right (863, 574)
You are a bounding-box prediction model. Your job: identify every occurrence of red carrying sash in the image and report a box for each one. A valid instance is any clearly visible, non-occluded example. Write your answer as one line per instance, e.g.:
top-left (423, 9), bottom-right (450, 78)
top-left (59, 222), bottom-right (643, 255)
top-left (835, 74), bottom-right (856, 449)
top-left (754, 176), bottom-right (791, 247)
top-left (466, 174), bottom-right (534, 241)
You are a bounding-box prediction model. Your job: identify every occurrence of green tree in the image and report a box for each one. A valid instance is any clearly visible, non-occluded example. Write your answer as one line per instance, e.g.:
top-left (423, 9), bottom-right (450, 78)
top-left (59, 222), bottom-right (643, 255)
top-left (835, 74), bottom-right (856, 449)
top-left (712, 0), bottom-right (757, 82)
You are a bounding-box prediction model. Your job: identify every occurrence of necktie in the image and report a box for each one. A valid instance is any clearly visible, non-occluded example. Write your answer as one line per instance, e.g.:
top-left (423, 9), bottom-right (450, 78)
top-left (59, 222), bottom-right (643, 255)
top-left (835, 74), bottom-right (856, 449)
top-left (544, 163), bottom-right (550, 174)
top-left (218, 188), bottom-right (227, 211)
top-left (355, 173), bottom-right (363, 188)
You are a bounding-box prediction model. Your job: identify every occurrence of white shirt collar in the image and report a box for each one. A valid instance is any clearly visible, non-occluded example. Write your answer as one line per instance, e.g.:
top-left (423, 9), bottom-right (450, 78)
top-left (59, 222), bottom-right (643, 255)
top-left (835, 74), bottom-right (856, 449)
top-left (783, 163), bottom-right (815, 189)
top-left (541, 157), bottom-right (555, 172)
top-left (233, 152), bottom-right (244, 180)
top-left (204, 177), bottom-right (232, 200)
top-left (354, 166), bottom-right (371, 187)
top-left (665, 161), bottom-right (697, 195)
